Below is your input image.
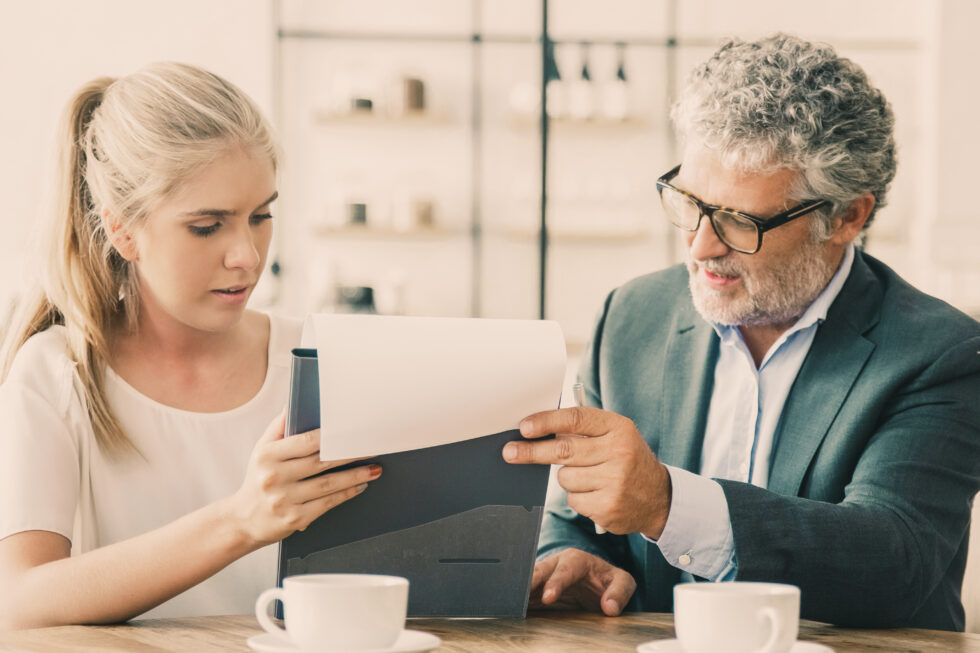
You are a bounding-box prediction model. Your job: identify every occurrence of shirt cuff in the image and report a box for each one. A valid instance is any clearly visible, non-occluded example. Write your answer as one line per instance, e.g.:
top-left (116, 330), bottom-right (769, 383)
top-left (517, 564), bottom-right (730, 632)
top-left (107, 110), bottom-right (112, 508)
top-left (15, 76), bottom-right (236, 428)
top-left (643, 465), bottom-right (738, 581)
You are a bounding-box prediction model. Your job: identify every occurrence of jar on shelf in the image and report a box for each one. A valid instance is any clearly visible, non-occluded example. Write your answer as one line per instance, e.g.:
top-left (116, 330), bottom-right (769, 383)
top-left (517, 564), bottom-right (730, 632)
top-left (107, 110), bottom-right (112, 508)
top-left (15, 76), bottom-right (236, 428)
top-left (334, 285), bottom-right (377, 314)
top-left (388, 74), bottom-right (427, 117)
top-left (568, 43), bottom-right (595, 121)
top-left (338, 67), bottom-right (380, 116)
top-left (600, 44), bottom-right (630, 122)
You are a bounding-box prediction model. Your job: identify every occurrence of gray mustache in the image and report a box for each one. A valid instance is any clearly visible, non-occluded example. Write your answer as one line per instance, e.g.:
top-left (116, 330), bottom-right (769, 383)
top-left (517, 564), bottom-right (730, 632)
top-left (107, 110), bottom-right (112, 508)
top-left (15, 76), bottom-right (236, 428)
top-left (692, 258), bottom-right (743, 277)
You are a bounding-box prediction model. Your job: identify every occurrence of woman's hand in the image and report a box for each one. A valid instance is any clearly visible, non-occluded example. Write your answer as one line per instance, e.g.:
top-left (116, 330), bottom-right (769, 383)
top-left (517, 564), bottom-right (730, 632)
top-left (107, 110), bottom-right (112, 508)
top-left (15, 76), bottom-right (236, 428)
top-left (229, 412), bottom-right (381, 548)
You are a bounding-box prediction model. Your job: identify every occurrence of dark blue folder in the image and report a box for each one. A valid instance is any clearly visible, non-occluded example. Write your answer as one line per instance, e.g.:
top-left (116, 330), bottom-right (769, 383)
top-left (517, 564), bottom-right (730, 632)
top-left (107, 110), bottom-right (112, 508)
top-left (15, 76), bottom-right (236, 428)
top-left (276, 348), bottom-right (553, 617)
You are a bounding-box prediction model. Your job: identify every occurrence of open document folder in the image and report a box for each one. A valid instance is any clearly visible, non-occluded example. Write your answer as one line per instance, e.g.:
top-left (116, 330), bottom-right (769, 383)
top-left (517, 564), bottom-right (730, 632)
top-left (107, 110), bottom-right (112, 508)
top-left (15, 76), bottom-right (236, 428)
top-left (278, 315), bottom-right (566, 618)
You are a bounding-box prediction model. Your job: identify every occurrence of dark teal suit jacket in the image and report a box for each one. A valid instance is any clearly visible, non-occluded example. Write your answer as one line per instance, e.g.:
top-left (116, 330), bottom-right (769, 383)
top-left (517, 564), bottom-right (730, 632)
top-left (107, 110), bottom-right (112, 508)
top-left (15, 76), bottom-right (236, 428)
top-left (538, 250), bottom-right (980, 630)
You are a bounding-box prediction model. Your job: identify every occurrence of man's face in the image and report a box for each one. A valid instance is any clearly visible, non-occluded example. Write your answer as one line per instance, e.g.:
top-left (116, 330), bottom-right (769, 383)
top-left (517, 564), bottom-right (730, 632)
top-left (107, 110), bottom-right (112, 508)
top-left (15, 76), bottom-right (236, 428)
top-left (675, 144), bottom-right (845, 328)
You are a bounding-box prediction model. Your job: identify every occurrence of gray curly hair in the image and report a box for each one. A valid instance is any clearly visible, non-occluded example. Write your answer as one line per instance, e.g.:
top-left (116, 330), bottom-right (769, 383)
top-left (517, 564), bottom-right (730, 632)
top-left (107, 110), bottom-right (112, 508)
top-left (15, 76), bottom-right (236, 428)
top-left (671, 33), bottom-right (897, 233)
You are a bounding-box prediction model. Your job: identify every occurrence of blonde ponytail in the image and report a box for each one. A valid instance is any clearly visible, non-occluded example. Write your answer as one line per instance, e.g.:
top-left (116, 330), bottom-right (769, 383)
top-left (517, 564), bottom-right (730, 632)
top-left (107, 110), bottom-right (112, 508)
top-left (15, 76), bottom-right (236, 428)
top-left (0, 63), bottom-right (279, 456)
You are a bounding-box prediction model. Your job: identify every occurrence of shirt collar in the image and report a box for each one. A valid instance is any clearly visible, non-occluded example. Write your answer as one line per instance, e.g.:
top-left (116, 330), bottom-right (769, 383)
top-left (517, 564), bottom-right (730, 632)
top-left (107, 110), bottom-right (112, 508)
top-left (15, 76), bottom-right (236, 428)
top-left (711, 243), bottom-right (856, 342)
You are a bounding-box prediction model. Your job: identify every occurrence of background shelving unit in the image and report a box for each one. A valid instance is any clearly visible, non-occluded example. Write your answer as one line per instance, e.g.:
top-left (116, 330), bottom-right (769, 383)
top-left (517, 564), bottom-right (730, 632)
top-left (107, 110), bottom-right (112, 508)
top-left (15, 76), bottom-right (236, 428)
top-left (271, 0), bottom-right (681, 347)
top-left (273, 1), bottom-right (491, 318)
top-left (271, 0), bottom-right (934, 350)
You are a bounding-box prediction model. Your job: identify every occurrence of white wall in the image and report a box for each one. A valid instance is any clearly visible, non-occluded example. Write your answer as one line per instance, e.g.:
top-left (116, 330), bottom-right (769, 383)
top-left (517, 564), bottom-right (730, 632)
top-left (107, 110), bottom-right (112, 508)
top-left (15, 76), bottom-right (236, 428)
top-left (0, 0), bottom-right (274, 311)
top-left (926, 0), bottom-right (980, 314)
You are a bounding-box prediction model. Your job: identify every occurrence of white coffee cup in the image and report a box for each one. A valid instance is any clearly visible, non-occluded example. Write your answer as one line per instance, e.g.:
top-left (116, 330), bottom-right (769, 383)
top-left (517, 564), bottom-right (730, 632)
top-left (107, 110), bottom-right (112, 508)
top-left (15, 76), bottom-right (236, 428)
top-left (255, 573), bottom-right (409, 651)
top-left (673, 582), bottom-right (800, 653)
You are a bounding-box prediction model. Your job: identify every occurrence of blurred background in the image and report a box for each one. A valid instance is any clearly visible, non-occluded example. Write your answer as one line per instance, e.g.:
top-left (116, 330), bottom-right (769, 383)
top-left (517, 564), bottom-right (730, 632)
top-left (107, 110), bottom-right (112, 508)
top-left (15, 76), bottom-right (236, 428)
top-left (2, 0), bottom-right (979, 359)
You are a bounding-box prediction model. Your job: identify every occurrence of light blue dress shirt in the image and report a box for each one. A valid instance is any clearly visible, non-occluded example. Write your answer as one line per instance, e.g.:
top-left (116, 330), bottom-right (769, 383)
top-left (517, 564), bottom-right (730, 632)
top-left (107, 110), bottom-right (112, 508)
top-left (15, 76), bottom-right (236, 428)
top-left (650, 245), bottom-right (855, 581)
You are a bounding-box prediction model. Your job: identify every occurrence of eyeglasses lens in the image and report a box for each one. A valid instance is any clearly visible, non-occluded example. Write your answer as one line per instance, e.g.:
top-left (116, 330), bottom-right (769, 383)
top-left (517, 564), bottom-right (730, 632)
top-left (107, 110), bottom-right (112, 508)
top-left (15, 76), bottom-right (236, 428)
top-left (711, 210), bottom-right (759, 253)
top-left (659, 187), bottom-right (701, 230)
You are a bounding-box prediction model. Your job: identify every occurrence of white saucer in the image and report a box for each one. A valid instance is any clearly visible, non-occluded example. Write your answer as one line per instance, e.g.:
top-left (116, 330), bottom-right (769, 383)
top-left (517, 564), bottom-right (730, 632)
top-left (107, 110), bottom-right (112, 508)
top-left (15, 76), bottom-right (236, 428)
top-left (637, 639), bottom-right (833, 653)
top-left (247, 629), bottom-right (441, 653)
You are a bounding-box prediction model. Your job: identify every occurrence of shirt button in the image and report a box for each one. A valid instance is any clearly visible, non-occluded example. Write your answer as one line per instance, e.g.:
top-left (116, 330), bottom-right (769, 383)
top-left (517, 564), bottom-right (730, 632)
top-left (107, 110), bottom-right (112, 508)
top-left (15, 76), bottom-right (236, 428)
top-left (679, 554), bottom-right (692, 566)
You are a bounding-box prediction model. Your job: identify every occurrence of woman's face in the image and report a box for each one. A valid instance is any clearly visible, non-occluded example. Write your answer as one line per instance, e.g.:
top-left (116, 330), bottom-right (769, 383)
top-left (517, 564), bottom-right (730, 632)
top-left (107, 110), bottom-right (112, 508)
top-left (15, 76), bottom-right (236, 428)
top-left (123, 146), bottom-right (277, 335)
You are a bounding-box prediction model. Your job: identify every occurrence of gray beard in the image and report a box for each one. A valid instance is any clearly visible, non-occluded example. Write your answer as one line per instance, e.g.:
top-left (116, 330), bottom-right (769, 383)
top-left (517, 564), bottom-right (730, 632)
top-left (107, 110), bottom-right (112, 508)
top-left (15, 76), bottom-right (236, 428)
top-left (687, 235), bottom-right (837, 327)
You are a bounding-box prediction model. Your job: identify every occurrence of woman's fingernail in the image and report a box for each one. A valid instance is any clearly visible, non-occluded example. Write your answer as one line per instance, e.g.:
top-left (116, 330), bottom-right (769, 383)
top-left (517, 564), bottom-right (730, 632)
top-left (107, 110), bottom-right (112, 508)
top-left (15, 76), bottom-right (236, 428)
top-left (503, 443), bottom-right (517, 461)
top-left (356, 483), bottom-right (368, 493)
top-left (368, 464), bottom-right (382, 478)
top-left (543, 588), bottom-right (555, 601)
top-left (519, 419), bottom-right (532, 436)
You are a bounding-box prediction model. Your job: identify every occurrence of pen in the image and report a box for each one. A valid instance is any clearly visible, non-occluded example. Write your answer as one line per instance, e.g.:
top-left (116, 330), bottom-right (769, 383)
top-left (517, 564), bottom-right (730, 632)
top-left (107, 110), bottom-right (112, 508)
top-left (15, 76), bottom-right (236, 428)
top-left (572, 383), bottom-right (606, 535)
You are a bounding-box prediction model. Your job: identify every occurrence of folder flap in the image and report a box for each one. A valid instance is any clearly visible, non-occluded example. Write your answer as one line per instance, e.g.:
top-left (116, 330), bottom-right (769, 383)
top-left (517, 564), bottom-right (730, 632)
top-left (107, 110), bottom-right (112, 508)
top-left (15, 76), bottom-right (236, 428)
top-left (284, 429), bottom-right (548, 554)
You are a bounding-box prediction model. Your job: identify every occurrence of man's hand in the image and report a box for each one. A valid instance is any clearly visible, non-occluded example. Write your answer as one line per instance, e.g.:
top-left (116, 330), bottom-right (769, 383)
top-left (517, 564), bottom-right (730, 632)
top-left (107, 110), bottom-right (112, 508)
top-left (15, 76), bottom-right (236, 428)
top-left (503, 407), bottom-right (672, 538)
top-left (530, 549), bottom-right (636, 616)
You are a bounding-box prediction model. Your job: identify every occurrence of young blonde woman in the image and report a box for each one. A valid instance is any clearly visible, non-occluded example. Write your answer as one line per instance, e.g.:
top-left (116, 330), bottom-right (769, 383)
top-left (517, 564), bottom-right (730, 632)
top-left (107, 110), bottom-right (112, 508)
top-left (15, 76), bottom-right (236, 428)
top-left (0, 62), bottom-right (381, 628)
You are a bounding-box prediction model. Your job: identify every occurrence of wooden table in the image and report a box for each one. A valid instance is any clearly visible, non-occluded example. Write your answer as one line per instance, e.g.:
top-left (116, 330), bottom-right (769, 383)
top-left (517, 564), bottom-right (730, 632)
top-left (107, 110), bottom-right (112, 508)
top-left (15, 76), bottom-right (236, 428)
top-left (2, 612), bottom-right (979, 652)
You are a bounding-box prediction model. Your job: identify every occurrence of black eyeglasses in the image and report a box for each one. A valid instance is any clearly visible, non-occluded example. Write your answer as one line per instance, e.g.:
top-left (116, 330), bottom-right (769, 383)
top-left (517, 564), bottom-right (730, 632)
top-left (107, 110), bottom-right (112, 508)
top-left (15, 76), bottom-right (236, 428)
top-left (656, 164), bottom-right (829, 254)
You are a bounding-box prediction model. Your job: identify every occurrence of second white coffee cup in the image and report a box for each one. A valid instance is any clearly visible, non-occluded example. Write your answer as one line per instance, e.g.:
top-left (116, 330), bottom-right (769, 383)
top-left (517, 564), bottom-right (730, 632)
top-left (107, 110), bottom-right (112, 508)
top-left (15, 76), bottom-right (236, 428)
top-left (674, 582), bottom-right (800, 653)
top-left (255, 573), bottom-right (409, 651)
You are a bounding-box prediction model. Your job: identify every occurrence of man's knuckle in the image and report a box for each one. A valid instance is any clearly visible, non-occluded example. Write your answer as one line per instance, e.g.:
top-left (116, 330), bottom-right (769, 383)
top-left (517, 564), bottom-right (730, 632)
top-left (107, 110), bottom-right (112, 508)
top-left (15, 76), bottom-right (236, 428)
top-left (517, 443), bottom-right (536, 464)
top-left (613, 437), bottom-right (636, 459)
top-left (555, 438), bottom-right (574, 461)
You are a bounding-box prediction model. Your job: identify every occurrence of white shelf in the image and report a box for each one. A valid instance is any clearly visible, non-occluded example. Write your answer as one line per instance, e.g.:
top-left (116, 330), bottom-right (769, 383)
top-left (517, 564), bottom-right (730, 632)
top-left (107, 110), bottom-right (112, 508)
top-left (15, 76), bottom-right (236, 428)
top-left (312, 109), bottom-right (454, 126)
top-left (498, 227), bottom-right (654, 243)
top-left (315, 225), bottom-right (462, 239)
top-left (507, 114), bottom-right (650, 131)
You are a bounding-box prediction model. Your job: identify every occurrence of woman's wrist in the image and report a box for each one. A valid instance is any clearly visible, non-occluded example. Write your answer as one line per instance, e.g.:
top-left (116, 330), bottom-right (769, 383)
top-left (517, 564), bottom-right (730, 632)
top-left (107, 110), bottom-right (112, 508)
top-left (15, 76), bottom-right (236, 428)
top-left (210, 494), bottom-right (262, 558)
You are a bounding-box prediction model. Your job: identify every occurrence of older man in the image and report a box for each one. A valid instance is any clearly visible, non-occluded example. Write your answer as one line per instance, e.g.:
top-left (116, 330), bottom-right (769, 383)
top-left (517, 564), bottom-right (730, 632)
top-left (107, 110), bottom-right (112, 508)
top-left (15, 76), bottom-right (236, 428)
top-left (504, 34), bottom-right (980, 631)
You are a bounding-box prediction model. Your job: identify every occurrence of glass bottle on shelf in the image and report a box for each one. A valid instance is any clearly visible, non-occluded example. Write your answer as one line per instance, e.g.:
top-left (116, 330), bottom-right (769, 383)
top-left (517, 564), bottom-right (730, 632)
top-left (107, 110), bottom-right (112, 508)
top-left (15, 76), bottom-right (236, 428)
top-left (601, 43), bottom-right (629, 122)
top-left (545, 41), bottom-right (566, 120)
top-left (568, 42), bottom-right (595, 121)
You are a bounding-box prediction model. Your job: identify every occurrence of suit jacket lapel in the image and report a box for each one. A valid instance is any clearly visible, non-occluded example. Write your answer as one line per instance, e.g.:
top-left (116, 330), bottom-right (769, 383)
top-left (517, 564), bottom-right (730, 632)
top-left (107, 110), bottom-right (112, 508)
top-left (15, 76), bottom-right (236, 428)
top-left (658, 301), bottom-right (719, 472)
top-left (768, 251), bottom-right (882, 496)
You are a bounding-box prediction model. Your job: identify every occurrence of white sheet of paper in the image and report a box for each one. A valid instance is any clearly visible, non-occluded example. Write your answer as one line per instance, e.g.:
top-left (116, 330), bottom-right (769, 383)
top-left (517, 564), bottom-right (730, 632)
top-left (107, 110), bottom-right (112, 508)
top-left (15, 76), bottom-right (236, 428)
top-left (303, 314), bottom-right (567, 460)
